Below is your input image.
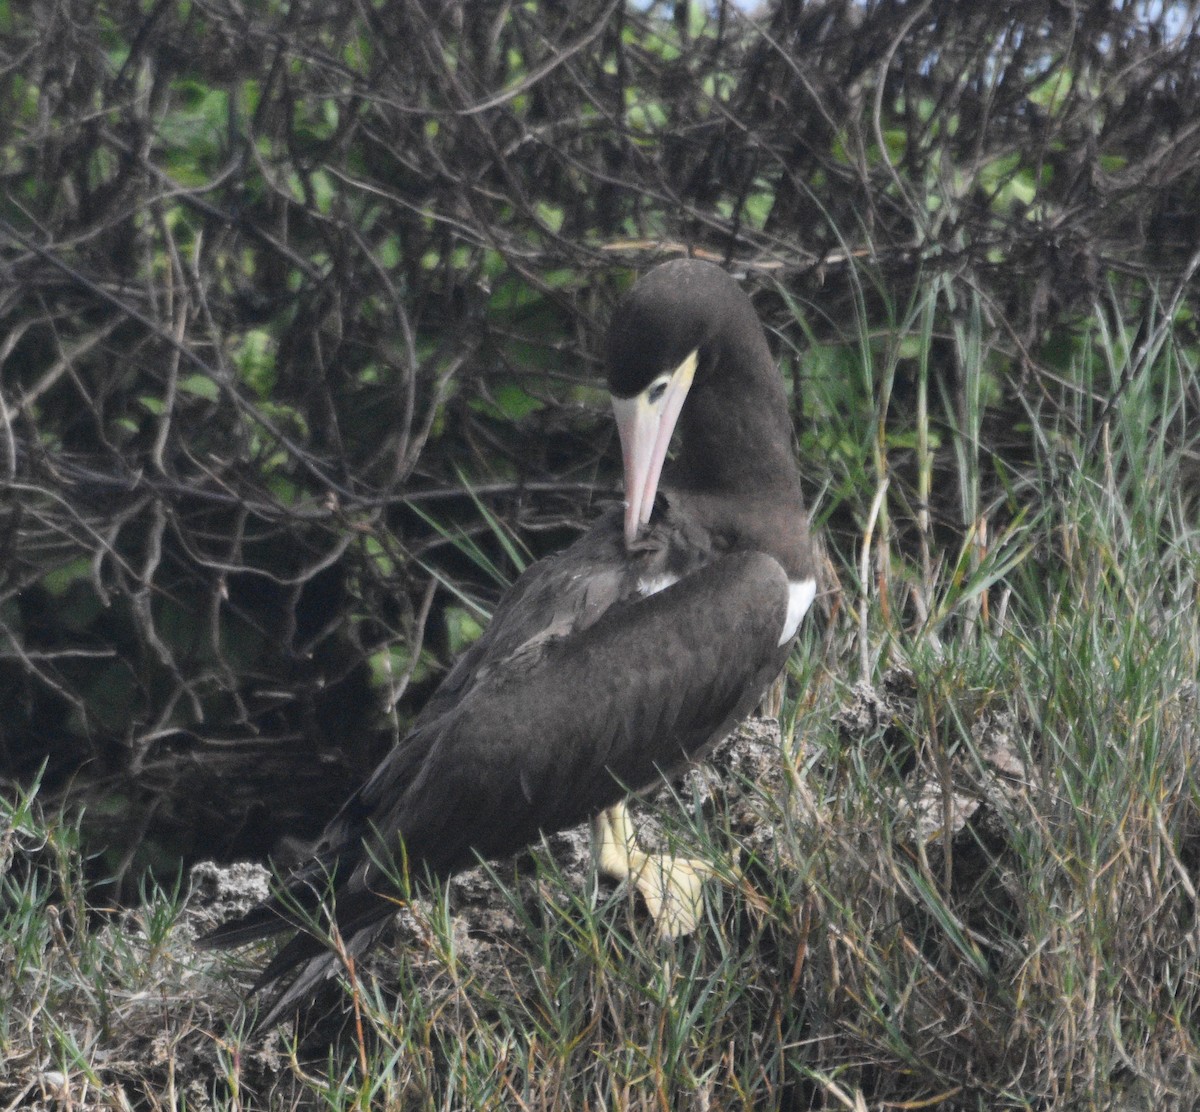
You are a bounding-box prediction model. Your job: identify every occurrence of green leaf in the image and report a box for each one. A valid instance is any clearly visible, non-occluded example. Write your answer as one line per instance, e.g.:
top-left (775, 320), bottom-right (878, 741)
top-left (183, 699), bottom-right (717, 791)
top-left (311, 169), bottom-right (335, 214)
top-left (179, 374), bottom-right (220, 402)
top-left (368, 645), bottom-right (433, 691)
top-left (234, 330), bottom-right (276, 397)
top-left (378, 236), bottom-right (401, 269)
top-left (535, 202), bottom-right (565, 234)
top-left (444, 606), bottom-right (484, 656)
top-left (495, 383), bottom-right (544, 420)
top-left (42, 558), bottom-right (92, 597)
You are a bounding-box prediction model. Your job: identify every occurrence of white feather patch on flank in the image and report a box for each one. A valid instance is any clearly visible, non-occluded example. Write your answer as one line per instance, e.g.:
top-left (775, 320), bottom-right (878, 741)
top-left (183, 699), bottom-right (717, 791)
top-left (637, 573), bottom-right (679, 597)
top-left (780, 578), bottom-right (817, 645)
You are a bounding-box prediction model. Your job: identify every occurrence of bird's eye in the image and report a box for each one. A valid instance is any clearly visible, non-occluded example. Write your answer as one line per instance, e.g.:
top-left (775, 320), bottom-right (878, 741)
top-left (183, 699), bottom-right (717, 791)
top-left (647, 380), bottom-right (668, 404)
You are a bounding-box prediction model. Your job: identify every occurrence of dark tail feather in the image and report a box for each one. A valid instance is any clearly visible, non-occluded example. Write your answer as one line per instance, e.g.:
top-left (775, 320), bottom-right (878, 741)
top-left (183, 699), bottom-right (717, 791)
top-left (252, 924), bottom-right (332, 990)
top-left (250, 938), bottom-right (342, 1032)
top-left (198, 871), bottom-right (401, 1031)
top-left (249, 913), bottom-right (396, 1032)
top-left (195, 901), bottom-right (296, 950)
top-left (195, 854), bottom-right (342, 951)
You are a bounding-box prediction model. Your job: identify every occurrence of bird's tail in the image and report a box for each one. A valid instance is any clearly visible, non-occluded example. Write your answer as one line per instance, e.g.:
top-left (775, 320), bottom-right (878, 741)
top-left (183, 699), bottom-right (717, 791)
top-left (197, 864), bottom-right (399, 1032)
top-left (246, 914), bottom-right (394, 1032)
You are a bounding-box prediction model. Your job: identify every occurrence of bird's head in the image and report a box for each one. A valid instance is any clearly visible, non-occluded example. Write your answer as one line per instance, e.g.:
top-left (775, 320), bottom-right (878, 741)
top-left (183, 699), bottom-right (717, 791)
top-left (605, 259), bottom-right (768, 546)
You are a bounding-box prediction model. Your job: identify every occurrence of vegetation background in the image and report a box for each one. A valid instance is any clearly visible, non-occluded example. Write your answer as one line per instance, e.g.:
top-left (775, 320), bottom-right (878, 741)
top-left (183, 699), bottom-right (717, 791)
top-left (3, 0), bottom-right (1200, 1107)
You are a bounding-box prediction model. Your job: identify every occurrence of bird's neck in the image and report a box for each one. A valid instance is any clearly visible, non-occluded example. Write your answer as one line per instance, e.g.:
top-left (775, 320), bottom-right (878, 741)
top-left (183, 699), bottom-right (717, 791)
top-left (673, 361), bottom-right (800, 498)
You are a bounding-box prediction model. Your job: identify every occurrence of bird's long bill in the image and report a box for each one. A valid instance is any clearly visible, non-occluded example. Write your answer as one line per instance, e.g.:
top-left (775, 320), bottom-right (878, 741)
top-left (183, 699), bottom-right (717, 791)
top-left (611, 351), bottom-right (698, 547)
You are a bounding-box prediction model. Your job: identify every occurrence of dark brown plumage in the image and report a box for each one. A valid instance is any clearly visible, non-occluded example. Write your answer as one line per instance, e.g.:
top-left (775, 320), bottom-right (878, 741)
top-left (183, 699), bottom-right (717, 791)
top-left (199, 259), bottom-right (815, 1029)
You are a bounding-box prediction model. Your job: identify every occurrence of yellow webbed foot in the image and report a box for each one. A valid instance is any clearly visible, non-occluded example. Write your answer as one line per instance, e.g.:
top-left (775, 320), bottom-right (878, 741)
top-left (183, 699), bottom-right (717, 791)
top-left (592, 802), bottom-right (721, 938)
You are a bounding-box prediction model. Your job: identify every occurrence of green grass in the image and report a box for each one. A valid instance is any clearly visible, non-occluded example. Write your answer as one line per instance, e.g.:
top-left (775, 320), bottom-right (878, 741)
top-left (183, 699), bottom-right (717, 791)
top-left (4, 286), bottom-right (1200, 1109)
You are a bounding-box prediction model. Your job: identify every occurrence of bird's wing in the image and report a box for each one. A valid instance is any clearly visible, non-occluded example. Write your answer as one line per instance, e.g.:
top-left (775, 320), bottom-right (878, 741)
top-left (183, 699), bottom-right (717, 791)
top-left (413, 507), bottom-right (631, 724)
top-left (196, 511), bottom-right (633, 951)
top-left (358, 547), bottom-right (792, 879)
top-left (200, 535), bottom-right (795, 1029)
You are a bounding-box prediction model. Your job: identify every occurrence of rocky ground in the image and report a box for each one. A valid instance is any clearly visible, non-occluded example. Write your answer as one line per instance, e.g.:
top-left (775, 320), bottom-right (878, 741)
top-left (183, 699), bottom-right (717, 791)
top-left (8, 675), bottom-right (1040, 1109)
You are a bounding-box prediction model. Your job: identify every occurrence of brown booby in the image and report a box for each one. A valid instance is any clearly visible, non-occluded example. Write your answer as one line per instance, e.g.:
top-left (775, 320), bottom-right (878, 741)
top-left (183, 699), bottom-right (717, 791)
top-left (199, 259), bottom-right (816, 1029)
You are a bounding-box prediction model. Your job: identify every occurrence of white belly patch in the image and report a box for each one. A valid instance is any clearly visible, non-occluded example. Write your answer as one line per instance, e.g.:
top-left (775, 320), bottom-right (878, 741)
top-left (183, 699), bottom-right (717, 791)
top-left (780, 578), bottom-right (816, 645)
top-left (637, 573), bottom-right (678, 597)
